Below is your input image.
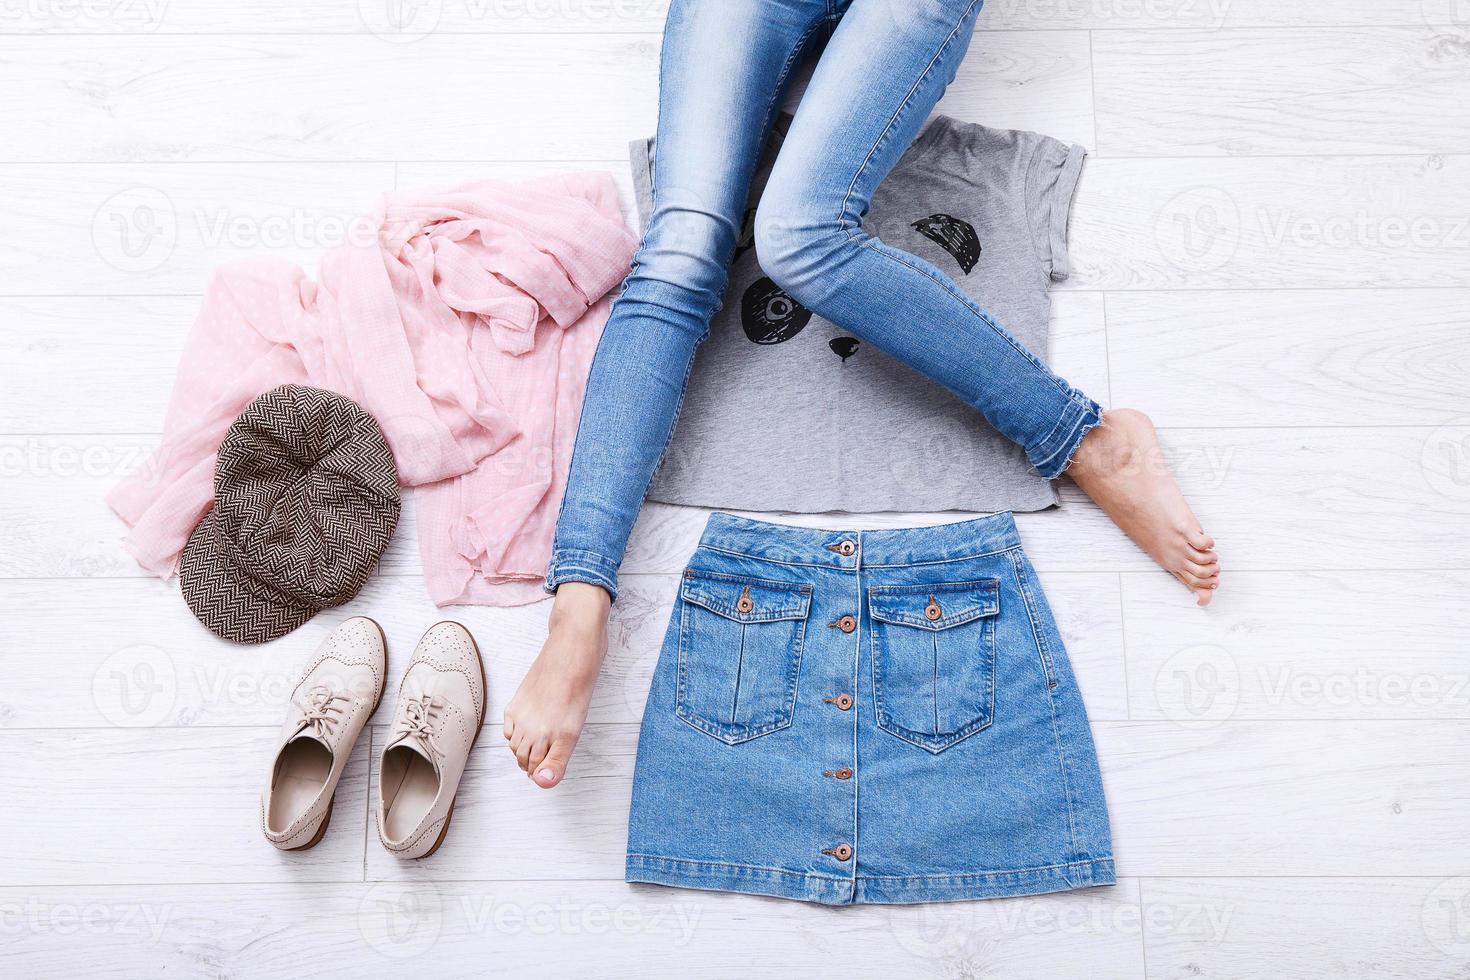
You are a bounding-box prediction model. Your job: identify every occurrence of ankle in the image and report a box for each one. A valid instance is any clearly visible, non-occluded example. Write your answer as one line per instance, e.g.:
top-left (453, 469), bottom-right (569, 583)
top-left (547, 582), bottom-right (611, 641)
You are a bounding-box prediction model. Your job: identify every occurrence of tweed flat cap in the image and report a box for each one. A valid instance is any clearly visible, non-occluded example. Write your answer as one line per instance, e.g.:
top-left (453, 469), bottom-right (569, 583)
top-left (180, 385), bottom-right (401, 644)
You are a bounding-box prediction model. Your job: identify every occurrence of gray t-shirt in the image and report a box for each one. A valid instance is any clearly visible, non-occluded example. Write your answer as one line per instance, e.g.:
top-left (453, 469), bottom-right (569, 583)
top-left (635, 115), bottom-right (1087, 513)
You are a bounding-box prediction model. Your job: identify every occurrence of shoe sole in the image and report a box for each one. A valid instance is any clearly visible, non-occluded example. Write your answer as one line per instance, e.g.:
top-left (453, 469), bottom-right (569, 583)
top-left (280, 616), bottom-right (389, 852)
top-left (410, 620), bottom-right (488, 860)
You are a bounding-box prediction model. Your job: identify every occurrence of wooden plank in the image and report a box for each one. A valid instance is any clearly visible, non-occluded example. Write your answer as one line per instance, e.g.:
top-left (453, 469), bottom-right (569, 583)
top-left (0, 728), bottom-right (368, 886)
top-left (396, 159), bottom-right (637, 219)
top-left (1051, 289), bottom-right (1114, 407)
top-left (612, 425), bottom-right (1470, 574)
top-left (1123, 570), bottom-right (1470, 721)
top-left (0, 432), bottom-right (162, 578)
top-left (1106, 289), bottom-right (1470, 427)
top-left (1069, 155), bottom-right (1470, 290)
top-left (0, 575), bottom-right (672, 730)
top-left (0, 163), bottom-right (631, 435)
top-left (8, 718), bottom-right (1466, 888)
top-left (1101, 720), bottom-right (1470, 876)
top-left (0, 568), bottom-right (1125, 728)
top-left (17, 423), bottom-right (1469, 582)
top-left (0, 163), bottom-right (396, 295)
top-left (0, 0), bottom-right (1456, 33)
top-left (0, 191), bottom-right (1097, 434)
top-left (345, 719), bottom-right (1470, 880)
top-left (1094, 28), bottom-right (1470, 156)
top-left (0, 32), bottom-right (1093, 163)
top-left (0, 297), bottom-right (192, 432)
top-left (1140, 877), bottom-right (1470, 978)
top-left (0, 878), bottom-right (1146, 979)
top-left (366, 722), bottom-right (637, 880)
top-left (12, 156), bottom-right (1469, 298)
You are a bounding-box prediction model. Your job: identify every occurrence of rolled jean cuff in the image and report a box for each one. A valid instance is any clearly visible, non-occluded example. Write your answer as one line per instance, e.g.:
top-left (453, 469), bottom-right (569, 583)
top-left (544, 548), bottom-right (621, 601)
top-left (1027, 390), bottom-right (1104, 480)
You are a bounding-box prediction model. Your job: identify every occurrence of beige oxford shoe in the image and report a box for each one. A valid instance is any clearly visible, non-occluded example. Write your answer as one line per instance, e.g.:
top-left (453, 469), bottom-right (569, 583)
top-left (260, 616), bottom-right (386, 850)
top-left (376, 621), bottom-right (487, 859)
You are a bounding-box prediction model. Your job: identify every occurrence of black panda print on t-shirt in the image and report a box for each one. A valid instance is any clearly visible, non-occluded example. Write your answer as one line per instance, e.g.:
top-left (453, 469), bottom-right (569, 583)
top-left (740, 277), bottom-right (812, 344)
top-left (911, 213), bottom-right (981, 274)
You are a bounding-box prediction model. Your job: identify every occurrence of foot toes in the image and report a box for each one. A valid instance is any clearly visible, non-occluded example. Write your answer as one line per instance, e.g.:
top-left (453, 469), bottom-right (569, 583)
top-left (533, 738), bottom-right (578, 789)
top-left (1173, 566), bottom-right (1220, 606)
top-left (1186, 528), bottom-right (1215, 552)
top-left (1183, 558), bottom-right (1219, 579)
top-left (525, 739), bottom-right (551, 775)
top-left (1182, 570), bottom-right (1218, 591)
top-left (1188, 546), bottom-right (1219, 566)
top-left (513, 736), bottom-right (533, 773)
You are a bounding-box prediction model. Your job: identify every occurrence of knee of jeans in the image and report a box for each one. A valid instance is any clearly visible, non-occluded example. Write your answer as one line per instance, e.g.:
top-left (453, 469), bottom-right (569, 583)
top-left (627, 205), bottom-right (738, 314)
top-left (752, 203), bottom-right (849, 310)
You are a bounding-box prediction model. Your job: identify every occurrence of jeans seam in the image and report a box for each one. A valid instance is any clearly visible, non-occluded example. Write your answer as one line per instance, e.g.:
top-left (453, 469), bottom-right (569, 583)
top-left (835, 0), bottom-right (985, 228)
top-left (764, 16), bottom-right (828, 136)
top-left (627, 853), bottom-right (848, 882)
top-left (550, 9), bottom-right (823, 593)
top-left (821, 0), bottom-right (1076, 408)
top-left (1031, 394), bottom-right (1101, 474)
top-left (547, 563), bottom-right (615, 586)
top-left (694, 541), bottom-right (1024, 569)
top-left (627, 852), bottom-right (1111, 883)
top-left (1008, 548), bottom-right (1081, 873)
top-left (617, 11), bottom-right (825, 589)
top-left (857, 857), bottom-right (1112, 882)
top-left (853, 232), bottom-right (1075, 399)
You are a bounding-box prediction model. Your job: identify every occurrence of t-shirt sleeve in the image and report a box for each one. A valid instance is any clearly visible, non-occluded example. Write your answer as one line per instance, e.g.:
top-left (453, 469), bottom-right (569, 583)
top-left (1023, 134), bottom-right (1087, 282)
top-left (629, 136), bottom-right (655, 233)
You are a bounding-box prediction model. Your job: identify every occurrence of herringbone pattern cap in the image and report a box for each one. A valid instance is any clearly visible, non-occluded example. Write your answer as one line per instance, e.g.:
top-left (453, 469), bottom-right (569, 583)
top-left (180, 385), bottom-right (401, 644)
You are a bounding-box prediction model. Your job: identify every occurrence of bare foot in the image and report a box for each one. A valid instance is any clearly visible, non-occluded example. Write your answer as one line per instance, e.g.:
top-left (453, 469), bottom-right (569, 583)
top-left (504, 582), bottom-right (611, 788)
top-left (1067, 408), bottom-right (1220, 606)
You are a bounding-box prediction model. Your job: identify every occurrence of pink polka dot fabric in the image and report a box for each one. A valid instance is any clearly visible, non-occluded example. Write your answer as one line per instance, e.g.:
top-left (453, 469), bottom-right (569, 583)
top-left (108, 172), bottom-right (636, 606)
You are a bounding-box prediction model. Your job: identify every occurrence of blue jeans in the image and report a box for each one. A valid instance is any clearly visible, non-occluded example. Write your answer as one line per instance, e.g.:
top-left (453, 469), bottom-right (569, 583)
top-left (548, 0), bottom-right (1102, 599)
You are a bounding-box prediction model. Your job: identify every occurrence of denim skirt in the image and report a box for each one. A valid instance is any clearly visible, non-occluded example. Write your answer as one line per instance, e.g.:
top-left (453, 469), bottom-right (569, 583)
top-left (624, 512), bottom-right (1114, 905)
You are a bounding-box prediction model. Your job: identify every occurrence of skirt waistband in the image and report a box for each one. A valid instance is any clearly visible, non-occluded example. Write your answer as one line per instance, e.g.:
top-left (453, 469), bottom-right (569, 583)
top-left (698, 512), bottom-right (1022, 570)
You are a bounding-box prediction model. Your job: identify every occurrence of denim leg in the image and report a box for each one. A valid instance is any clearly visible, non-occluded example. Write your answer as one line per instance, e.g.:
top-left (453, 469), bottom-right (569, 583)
top-left (754, 0), bottom-right (1102, 480)
top-left (547, 0), bottom-right (831, 599)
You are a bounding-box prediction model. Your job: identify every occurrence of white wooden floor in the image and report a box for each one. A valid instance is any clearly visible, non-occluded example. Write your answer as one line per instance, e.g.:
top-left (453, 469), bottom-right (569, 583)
top-left (3, 2), bottom-right (1470, 977)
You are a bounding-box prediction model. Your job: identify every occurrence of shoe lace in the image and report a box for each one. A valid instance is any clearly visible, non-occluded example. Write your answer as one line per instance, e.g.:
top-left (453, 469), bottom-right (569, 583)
top-left (391, 695), bottom-right (445, 765)
top-left (295, 685), bottom-right (348, 742)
